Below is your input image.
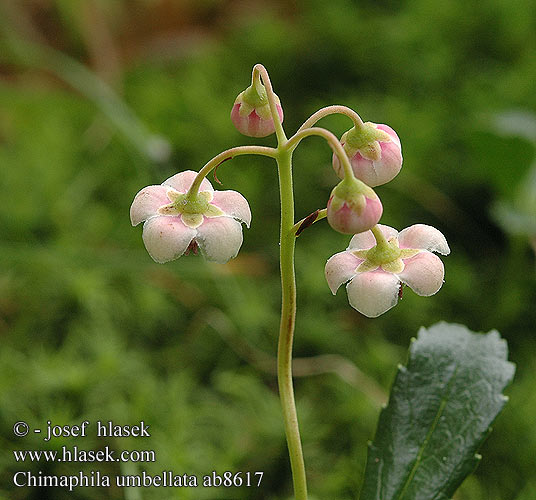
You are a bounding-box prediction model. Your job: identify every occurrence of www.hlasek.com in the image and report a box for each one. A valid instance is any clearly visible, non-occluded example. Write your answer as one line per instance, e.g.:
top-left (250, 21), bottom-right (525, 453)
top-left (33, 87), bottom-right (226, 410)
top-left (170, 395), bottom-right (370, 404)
top-left (14, 446), bottom-right (155, 464)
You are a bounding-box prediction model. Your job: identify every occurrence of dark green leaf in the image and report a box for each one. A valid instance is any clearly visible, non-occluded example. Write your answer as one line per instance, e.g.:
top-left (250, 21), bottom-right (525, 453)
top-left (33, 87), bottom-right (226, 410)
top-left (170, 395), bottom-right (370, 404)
top-left (359, 322), bottom-right (515, 500)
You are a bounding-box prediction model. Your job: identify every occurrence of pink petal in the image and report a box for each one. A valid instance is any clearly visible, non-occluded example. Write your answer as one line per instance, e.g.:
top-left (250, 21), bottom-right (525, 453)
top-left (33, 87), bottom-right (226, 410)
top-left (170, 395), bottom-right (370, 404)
top-left (332, 124), bottom-right (402, 187)
top-left (347, 143), bottom-right (401, 187)
top-left (162, 170), bottom-right (213, 194)
top-left (347, 224), bottom-right (398, 250)
top-left (347, 230), bottom-right (376, 250)
top-left (373, 140), bottom-right (402, 182)
top-left (327, 195), bottom-right (382, 235)
top-left (346, 271), bottom-right (400, 317)
top-left (231, 103), bottom-right (283, 138)
top-left (398, 251), bottom-right (445, 296)
top-left (130, 185), bottom-right (170, 226)
top-left (398, 224), bottom-right (450, 254)
top-left (375, 123), bottom-right (401, 148)
top-left (142, 216), bottom-right (196, 263)
top-left (211, 190), bottom-right (252, 227)
top-left (247, 110), bottom-right (263, 137)
top-left (254, 104), bottom-right (284, 137)
top-left (325, 251), bottom-right (362, 294)
top-left (195, 216), bottom-right (243, 264)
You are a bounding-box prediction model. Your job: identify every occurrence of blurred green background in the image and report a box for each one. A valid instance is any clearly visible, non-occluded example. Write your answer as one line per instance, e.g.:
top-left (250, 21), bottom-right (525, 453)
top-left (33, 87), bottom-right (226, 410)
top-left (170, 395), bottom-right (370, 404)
top-left (1, 0), bottom-right (535, 499)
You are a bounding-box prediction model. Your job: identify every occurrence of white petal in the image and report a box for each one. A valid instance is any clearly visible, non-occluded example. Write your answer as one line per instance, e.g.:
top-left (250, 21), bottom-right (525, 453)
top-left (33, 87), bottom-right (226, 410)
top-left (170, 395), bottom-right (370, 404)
top-left (398, 251), bottom-right (445, 296)
top-left (325, 251), bottom-right (362, 294)
top-left (346, 271), bottom-right (400, 318)
top-left (196, 216), bottom-right (243, 263)
top-left (211, 190), bottom-right (252, 227)
top-left (347, 224), bottom-right (398, 250)
top-left (130, 185), bottom-right (170, 226)
top-left (142, 216), bottom-right (196, 263)
top-left (347, 231), bottom-right (375, 250)
top-left (398, 224), bottom-right (450, 254)
top-left (162, 170), bottom-right (214, 194)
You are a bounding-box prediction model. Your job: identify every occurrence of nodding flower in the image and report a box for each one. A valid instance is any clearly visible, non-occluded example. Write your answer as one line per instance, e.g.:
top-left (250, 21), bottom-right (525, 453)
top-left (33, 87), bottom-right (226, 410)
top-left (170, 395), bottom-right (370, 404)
top-left (332, 122), bottom-right (402, 187)
top-left (325, 224), bottom-right (450, 317)
top-left (130, 170), bottom-right (251, 264)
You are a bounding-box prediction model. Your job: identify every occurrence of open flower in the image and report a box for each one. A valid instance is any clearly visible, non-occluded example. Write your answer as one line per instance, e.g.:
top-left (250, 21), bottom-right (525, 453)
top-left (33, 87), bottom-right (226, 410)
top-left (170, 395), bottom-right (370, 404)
top-left (325, 224), bottom-right (450, 317)
top-left (130, 170), bottom-right (251, 264)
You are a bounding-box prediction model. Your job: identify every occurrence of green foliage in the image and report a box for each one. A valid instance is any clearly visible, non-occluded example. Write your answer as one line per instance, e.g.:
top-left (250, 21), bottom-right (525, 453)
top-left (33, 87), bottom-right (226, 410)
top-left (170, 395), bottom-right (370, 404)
top-left (360, 323), bottom-right (515, 500)
top-left (0, 0), bottom-right (534, 499)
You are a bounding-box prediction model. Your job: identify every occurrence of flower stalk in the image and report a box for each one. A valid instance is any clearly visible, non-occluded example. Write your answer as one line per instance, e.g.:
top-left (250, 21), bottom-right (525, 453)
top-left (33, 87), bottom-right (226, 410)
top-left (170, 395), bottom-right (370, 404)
top-left (186, 145), bottom-right (276, 199)
top-left (257, 63), bottom-right (308, 500)
top-left (276, 147), bottom-right (308, 500)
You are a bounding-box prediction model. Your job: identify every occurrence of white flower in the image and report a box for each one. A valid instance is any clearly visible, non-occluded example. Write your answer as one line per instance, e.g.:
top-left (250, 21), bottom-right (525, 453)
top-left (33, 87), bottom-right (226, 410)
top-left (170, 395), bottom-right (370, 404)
top-left (130, 170), bottom-right (251, 264)
top-left (325, 224), bottom-right (450, 317)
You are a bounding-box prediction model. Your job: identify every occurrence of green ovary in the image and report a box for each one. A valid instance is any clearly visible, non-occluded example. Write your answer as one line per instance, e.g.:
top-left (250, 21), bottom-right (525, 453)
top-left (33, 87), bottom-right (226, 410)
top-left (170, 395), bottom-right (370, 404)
top-left (366, 239), bottom-right (401, 265)
top-left (174, 192), bottom-right (211, 214)
top-left (354, 239), bottom-right (419, 274)
top-left (158, 191), bottom-right (223, 221)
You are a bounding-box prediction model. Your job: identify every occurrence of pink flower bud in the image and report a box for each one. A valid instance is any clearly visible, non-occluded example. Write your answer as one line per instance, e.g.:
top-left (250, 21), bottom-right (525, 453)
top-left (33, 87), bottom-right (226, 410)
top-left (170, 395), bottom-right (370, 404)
top-left (326, 179), bottom-right (383, 234)
top-left (332, 123), bottom-right (402, 187)
top-left (230, 84), bottom-right (284, 138)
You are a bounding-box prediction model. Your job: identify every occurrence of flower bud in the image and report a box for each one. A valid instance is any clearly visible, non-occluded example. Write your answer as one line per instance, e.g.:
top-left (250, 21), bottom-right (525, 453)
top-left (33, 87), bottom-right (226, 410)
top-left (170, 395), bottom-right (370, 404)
top-left (230, 83), bottom-right (284, 138)
top-left (327, 178), bottom-right (383, 234)
top-left (332, 122), bottom-right (402, 187)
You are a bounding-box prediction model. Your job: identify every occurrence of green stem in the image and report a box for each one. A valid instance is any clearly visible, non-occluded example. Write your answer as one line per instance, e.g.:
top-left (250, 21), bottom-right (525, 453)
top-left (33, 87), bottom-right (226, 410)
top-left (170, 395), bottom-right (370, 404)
top-left (298, 105), bottom-right (365, 132)
top-left (276, 147), bottom-right (308, 500)
top-left (186, 145), bottom-right (276, 199)
top-left (252, 64), bottom-right (308, 499)
top-left (193, 65), bottom-right (308, 499)
top-left (371, 225), bottom-right (389, 249)
top-left (286, 127), bottom-right (355, 180)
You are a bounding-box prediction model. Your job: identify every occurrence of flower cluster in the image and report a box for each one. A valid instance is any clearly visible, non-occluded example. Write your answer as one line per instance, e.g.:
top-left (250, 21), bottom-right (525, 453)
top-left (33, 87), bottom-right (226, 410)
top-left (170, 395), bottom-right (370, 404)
top-left (130, 65), bottom-right (450, 317)
top-left (324, 119), bottom-right (449, 316)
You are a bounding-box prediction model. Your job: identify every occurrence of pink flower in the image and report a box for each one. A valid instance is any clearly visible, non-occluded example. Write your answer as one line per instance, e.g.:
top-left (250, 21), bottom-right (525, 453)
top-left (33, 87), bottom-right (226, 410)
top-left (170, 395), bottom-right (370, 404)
top-left (326, 177), bottom-right (383, 234)
top-left (327, 191), bottom-right (383, 235)
top-left (332, 123), bottom-right (402, 187)
top-left (230, 83), bottom-right (284, 138)
top-left (231, 101), bottom-right (284, 138)
top-left (325, 224), bottom-right (450, 317)
top-left (130, 170), bottom-right (251, 264)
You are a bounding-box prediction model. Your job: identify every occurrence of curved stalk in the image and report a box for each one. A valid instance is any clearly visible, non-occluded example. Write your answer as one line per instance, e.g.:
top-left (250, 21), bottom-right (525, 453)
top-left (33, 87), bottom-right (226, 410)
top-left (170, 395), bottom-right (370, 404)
top-left (253, 64), bottom-right (287, 145)
top-left (298, 105), bottom-right (365, 133)
top-left (187, 145), bottom-right (276, 198)
top-left (286, 127), bottom-right (355, 180)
